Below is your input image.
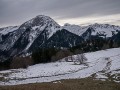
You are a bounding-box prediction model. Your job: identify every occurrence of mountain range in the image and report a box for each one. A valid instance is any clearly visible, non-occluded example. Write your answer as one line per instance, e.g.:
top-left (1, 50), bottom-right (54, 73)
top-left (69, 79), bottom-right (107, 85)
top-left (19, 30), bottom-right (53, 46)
top-left (0, 15), bottom-right (120, 62)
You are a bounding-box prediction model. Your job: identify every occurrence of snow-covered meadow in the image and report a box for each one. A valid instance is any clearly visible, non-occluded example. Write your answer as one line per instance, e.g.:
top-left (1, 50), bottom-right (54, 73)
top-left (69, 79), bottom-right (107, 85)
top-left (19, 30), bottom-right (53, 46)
top-left (0, 48), bottom-right (120, 85)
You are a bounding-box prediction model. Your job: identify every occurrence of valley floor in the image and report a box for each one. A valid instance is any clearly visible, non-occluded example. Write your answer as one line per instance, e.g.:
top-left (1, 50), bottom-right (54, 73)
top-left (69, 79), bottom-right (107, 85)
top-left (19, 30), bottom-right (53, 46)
top-left (0, 78), bottom-right (120, 90)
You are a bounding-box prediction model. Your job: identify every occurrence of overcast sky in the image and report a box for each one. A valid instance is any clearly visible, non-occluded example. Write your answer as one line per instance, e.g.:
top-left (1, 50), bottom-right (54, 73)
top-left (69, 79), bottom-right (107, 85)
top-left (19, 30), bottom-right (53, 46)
top-left (0, 0), bottom-right (120, 27)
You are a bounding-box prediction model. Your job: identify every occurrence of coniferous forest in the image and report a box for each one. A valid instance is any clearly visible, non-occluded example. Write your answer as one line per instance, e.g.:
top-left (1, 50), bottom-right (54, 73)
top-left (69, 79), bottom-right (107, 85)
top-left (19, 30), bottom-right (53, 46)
top-left (0, 36), bottom-right (119, 70)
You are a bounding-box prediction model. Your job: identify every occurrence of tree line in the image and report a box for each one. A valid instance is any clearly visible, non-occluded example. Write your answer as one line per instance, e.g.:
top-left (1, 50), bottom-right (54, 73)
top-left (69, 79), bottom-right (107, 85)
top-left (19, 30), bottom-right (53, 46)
top-left (0, 37), bottom-right (120, 70)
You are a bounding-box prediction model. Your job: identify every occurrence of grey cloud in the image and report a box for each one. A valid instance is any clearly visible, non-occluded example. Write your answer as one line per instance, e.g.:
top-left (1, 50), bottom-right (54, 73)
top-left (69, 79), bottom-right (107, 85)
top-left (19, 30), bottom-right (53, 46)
top-left (0, 0), bottom-right (120, 27)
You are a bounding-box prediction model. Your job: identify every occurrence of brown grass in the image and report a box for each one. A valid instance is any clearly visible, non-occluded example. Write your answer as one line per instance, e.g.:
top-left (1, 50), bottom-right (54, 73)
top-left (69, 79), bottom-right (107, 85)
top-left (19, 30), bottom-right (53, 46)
top-left (0, 78), bottom-right (120, 90)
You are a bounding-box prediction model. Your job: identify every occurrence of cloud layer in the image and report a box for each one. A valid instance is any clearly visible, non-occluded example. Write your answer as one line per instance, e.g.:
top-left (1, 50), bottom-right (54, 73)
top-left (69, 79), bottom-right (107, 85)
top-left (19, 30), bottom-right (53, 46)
top-left (0, 0), bottom-right (120, 27)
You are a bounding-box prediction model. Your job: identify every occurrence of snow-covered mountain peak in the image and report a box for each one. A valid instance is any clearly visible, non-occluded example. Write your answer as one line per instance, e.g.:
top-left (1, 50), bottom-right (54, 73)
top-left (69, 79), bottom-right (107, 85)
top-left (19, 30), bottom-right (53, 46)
top-left (20, 15), bottom-right (60, 30)
top-left (16, 15), bottom-right (61, 52)
top-left (88, 23), bottom-right (120, 37)
top-left (62, 23), bottom-right (120, 37)
top-left (0, 15), bottom-right (61, 55)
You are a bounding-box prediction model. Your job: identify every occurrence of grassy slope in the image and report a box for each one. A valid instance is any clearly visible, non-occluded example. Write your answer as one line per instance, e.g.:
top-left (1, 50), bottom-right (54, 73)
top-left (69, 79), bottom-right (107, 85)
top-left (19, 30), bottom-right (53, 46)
top-left (0, 78), bottom-right (120, 90)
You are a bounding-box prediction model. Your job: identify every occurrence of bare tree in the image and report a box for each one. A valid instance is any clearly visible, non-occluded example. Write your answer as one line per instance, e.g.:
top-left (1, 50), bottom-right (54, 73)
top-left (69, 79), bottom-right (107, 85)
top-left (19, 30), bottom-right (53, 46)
top-left (74, 54), bottom-right (87, 65)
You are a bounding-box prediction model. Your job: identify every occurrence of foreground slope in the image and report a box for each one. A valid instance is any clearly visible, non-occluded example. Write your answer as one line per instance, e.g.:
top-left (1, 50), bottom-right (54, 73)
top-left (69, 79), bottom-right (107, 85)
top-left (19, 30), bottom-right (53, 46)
top-left (0, 48), bottom-right (120, 85)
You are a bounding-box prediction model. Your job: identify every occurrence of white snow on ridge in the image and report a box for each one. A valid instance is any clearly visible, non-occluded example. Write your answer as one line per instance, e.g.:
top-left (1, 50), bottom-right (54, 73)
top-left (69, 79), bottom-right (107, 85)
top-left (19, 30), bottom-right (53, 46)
top-left (24, 25), bottom-right (47, 51)
top-left (0, 48), bottom-right (120, 85)
top-left (89, 23), bottom-right (120, 37)
top-left (62, 23), bottom-right (120, 37)
top-left (22, 15), bottom-right (60, 51)
top-left (91, 27), bottom-right (118, 37)
top-left (62, 23), bottom-right (87, 36)
top-left (0, 26), bottom-right (19, 35)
